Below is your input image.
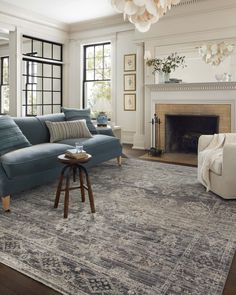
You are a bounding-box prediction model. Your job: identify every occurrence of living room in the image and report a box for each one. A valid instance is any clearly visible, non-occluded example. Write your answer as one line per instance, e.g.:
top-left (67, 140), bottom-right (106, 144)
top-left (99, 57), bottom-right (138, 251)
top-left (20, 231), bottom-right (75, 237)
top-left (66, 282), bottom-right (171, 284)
top-left (0, 0), bottom-right (236, 294)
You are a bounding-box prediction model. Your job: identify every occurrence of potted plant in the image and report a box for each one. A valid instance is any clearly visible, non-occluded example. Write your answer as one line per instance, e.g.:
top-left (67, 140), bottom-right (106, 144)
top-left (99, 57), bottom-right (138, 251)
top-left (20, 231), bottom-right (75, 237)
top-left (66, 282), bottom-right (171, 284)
top-left (146, 53), bottom-right (186, 82)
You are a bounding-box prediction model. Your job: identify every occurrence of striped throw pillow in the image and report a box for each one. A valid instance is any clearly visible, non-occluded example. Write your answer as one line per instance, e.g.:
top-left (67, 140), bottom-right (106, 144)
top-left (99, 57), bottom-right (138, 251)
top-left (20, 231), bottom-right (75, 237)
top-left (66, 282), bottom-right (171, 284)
top-left (45, 119), bottom-right (93, 143)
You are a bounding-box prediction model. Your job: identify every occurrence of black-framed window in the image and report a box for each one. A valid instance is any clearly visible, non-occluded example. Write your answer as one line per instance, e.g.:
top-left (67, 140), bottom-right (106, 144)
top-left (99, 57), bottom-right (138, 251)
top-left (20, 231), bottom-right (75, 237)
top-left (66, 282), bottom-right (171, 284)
top-left (83, 42), bottom-right (112, 118)
top-left (22, 35), bottom-right (62, 62)
top-left (0, 56), bottom-right (9, 114)
top-left (22, 35), bottom-right (63, 116)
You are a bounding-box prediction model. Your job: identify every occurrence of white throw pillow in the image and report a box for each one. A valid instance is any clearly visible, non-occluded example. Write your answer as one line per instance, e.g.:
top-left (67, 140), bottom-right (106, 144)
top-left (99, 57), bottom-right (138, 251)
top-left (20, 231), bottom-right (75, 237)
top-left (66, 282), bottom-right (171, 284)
top-left (46, 119), bottom-right (93, 143)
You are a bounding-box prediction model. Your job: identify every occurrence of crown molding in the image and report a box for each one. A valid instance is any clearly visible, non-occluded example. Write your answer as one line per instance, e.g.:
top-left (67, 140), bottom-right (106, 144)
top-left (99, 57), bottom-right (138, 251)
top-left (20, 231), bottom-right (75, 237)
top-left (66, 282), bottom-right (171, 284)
top-left (0, 1), bottom-right (68, 32)
top-left (69, 14), bottom-right (129, 33)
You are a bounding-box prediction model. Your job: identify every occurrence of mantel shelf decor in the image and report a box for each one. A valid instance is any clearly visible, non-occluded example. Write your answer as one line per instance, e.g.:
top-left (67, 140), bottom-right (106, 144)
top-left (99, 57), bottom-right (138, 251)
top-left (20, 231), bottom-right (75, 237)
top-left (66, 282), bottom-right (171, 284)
top-left (198, 41), bottom-right (235, 66)
top-left (146, 52), bottom-right (186, 83)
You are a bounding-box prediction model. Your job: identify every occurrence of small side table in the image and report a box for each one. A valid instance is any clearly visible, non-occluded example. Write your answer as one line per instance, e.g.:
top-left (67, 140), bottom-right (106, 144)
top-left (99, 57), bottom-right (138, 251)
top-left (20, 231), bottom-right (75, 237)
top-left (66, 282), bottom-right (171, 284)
top-left (54, 154), bottom-right (95, 218)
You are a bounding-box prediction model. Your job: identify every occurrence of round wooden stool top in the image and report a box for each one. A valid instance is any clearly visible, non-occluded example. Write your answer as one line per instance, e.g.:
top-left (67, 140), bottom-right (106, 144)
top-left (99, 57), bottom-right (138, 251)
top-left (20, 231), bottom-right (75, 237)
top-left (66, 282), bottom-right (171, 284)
top-left (58, 153), bottom-right (92, 165)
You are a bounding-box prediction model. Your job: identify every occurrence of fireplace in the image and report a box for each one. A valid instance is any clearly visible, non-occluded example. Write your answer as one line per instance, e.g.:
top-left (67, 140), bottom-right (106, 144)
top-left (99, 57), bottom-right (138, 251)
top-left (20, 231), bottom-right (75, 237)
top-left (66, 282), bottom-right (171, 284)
top-left (165, 114), bottom-right (219, 153)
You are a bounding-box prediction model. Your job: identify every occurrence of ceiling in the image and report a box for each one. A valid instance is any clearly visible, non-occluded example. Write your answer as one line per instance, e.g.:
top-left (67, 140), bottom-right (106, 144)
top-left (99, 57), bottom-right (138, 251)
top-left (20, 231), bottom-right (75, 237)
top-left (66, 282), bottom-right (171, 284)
top-left (0, 0), bottom-right (119, 24)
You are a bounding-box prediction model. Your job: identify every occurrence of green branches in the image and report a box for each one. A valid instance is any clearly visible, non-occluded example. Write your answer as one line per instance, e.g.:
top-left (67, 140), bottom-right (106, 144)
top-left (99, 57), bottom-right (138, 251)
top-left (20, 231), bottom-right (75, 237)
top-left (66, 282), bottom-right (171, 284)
top-left (146, 53), bottom-right (186, 74)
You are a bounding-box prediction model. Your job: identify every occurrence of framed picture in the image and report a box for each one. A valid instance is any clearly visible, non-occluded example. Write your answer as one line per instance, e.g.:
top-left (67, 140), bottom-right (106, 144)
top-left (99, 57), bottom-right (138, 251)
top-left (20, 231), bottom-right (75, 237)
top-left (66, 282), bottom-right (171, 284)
top-left (124, 93), bottom-right (136, 111)
top-left (124, 74), bottom-right (136, 91)
top-left (124, 54), bottom-right (136, 71)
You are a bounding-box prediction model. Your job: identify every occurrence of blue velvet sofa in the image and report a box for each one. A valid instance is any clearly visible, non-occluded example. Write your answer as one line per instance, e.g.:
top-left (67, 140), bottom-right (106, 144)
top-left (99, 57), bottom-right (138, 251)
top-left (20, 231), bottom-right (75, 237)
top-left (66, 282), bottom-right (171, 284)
top-left (0, 112), bottom-right (122, 211)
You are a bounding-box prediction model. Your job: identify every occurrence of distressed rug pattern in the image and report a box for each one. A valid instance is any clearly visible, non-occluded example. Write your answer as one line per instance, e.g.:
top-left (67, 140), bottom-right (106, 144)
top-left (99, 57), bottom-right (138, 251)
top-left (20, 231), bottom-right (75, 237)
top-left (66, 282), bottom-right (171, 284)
top-left (0, 159), bottom-right (236, 295)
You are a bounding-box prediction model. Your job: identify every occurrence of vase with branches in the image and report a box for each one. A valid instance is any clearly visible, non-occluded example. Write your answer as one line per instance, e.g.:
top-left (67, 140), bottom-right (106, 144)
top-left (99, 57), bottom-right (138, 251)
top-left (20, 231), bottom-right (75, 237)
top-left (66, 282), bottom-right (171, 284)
top-left (146, 53), bottom-right (186, 82)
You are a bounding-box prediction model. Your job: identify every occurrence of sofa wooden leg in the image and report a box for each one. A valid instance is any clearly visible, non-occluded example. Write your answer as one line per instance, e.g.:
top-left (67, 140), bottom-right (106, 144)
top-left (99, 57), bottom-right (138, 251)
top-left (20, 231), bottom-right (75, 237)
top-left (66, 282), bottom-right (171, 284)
top-left (2, 195), bottom-right (11, 212)
top-left (117, 156), bottom-right (122, 166)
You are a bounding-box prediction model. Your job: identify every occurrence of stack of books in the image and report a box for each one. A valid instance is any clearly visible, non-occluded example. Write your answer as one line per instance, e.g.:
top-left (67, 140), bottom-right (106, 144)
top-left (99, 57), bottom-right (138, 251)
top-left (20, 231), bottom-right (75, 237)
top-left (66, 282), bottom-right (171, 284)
top-left (65, 149), bottom-right (88, 160)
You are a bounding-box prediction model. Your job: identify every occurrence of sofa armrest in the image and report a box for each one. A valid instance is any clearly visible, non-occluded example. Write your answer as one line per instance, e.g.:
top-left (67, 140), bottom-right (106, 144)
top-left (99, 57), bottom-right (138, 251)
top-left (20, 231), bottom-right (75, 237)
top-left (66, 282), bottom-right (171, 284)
top-left (198, 135), bottom-right (214, 153)
top-left (96, 128), bottom-right (115, 137)
top-left (222, 143), bottom-right (236, 178)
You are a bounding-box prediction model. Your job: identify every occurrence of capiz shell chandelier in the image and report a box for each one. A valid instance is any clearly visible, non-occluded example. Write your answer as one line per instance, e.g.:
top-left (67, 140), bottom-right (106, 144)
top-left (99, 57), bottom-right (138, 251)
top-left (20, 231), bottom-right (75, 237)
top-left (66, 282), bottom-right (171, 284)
top-left (111, 0), bottom-right (181, 32)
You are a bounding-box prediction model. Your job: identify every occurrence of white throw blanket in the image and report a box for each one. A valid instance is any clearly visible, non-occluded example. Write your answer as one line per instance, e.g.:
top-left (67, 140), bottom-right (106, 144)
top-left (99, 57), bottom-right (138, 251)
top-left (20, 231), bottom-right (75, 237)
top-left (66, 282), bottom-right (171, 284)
top-left (198, 134), bottom-right (225, 191)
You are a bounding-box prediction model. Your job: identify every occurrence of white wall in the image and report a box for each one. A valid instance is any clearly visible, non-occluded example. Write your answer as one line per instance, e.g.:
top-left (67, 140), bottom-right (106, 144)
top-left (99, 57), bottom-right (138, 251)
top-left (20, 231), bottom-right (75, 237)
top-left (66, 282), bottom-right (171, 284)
top-left (115, 30), bottom-right (137, 143)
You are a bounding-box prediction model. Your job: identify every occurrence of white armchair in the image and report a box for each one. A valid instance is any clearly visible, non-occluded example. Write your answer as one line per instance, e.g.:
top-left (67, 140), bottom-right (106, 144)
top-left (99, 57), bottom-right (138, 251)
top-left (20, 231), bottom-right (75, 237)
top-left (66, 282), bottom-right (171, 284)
top-left (198, 133), bottom-right (236, 199)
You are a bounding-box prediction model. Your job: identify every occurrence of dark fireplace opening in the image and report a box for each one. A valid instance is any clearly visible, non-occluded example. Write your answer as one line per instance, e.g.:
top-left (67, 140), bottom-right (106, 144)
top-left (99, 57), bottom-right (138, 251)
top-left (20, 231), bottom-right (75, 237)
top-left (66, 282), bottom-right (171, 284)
top-left (165, 114), bottom-right (219, 153)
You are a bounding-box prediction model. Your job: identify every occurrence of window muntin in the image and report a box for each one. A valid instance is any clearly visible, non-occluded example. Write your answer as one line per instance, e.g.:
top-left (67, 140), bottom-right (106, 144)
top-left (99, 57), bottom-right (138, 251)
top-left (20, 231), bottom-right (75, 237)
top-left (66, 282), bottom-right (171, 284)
top-left (83, 42), bottom-right (112, 118)
top-left (0, 56), bottom-right (9, 114)
top-left (22, 36), bottom-right (62, 62)
top-left (22, 35), bottom-right (63, 116)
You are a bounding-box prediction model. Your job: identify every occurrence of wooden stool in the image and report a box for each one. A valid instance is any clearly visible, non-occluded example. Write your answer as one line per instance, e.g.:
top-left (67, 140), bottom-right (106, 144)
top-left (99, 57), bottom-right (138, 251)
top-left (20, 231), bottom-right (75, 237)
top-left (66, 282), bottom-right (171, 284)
top-left (54, 154), bottom-right (95, 218)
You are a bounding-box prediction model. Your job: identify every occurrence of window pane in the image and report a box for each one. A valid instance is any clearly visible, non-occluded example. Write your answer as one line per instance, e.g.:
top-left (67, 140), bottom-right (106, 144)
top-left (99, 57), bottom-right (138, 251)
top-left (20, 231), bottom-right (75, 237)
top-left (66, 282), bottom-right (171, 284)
top-left (2, 57), bottom-right (9, 84)
top-left (53, 79), bottom-right (61, 91)
top-left (36, 91), bottom-right (43, 104)
top-left (53, 65), bottom-right (61, 78)
top-left (1, 85), bottom-right (9, 113)
top-left (43, 64), bottom-right (52, 77)
top-left (53, 105), bottom-right (61, 113)
top-left (86, 46), bottom-right (94, 58)
top-left (43, 78), bottom-right (52, 91)
top-left (104, 57), bottom-right (111, 69)
top-left (95, 45), bottom-right (103, 57)
top-left (85, 81), bottom-right (111, 118)
top-left (104, 68), bottom-right (111, 80)
top-left (43, 105), bottom-right (52, 115)
top-left (95, 69), bottom-right (103, 80)
top-left (53, 92), bottom-right (61, 104)
top-left (53, 44), bottom-right (61, 60)
top-left (22, 37), bottom-right (32, 55)
top-left (86, 70), bottom-right (94, 80)
top-left (104, 44), bottom-right (111, 57)
top-left (33, 40), bottom-right (42, 57)
top-left (95, 56), bottom-right (103, 69)
top-left (44, 92), bottom-right (52, 104)
top-left (37, 63), bottom-right (43, 76)
top-left (86, 58), bottom-right (94, 70)
top-left (36, 77), bottom-right (43, 91)
top-left (43, 42), bottom-right (52, 59)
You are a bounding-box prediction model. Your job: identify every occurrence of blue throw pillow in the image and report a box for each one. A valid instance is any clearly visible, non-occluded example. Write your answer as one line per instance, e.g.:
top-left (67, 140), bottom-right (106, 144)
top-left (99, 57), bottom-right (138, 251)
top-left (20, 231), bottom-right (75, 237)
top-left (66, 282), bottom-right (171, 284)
top-left (62, 107), bottom-right (97, 134)
top-left (0, 115), bottom-right (31, 156)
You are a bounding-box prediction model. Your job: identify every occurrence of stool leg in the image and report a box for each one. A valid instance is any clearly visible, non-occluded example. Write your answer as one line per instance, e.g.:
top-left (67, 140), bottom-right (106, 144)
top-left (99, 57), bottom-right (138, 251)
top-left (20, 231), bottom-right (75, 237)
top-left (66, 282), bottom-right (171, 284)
top-left (54, 165), bottom-right (68, 208)
top-left (78, 167), bottom-right (85, 202)
top-left (64, 168), bottom-right (71, 218)
top-left (73, 166), bottom-right (76, 182)
top-left (82, 167), bottom-right (95, 213)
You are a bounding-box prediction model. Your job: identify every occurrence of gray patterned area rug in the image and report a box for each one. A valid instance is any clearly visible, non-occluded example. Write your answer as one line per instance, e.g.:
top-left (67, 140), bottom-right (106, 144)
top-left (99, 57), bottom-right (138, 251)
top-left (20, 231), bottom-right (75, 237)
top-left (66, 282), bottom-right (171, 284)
top-left (0, 159), bottom-right (236, 295)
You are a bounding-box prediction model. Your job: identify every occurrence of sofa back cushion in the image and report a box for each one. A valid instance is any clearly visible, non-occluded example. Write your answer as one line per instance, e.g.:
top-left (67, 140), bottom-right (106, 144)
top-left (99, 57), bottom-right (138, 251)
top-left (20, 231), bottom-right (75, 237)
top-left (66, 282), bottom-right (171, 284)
top-left (62, 107), bottom-right (97, 134)
top-left (0, 115), bottom-right (31, 155)
top-left (13, 113), bottom-right (65, 145)
top-left (46, 119), bottom-right (93, 142)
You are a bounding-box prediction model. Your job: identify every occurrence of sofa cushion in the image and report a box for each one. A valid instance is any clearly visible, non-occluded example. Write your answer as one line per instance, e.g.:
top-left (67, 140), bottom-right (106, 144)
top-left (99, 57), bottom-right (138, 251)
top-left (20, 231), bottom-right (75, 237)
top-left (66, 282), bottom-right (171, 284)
top-left (59, 134), bottom-right (122, 156)
top-left (46, 120), bottom-right (92, 143)
top-left (0, 115), bottom-right (31, 156)
top-left (62, 107), bottom-right (97, 134)
top-left (210, 157), bottom-right (222, 176)
top-left (1, 143), bottom-right (72, 178)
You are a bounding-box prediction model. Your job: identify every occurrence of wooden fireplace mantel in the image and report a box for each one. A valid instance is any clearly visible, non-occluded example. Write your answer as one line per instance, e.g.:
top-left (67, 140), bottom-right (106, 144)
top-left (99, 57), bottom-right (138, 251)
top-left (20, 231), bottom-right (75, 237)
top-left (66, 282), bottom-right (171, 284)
top-left (145, 82), bottom-right (236, 92)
